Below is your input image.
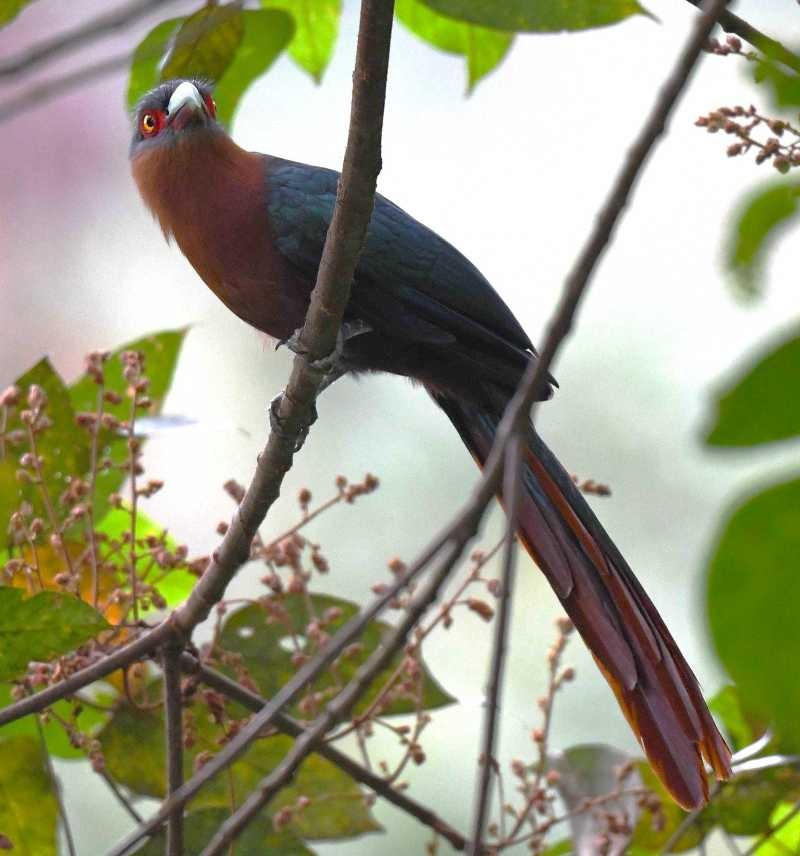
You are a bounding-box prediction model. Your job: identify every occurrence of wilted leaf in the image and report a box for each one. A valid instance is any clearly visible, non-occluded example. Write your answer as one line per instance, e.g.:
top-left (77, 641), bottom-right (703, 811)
top-left (418, 0), bottom-right (647, 32)
top-left (100, 699), bottom-right (380, 840)
top-left (212, 10), bottom-right (295, 127)
top-left (549, 744), bottom-right (640, 855)
top-left (0, 683), bottom-right (108, 759)
top-left (396, 0), bottom-right (512, 92)
top-left (160, 3), bottom-right (245, 83)
top-left (261, 0), bottom-right (341, 82)
top-left (0, 587), bottom-right (108, 681)
top-left (707, 477), bottom-right (800, 749)
top-left (137, 808), bottom-right (314, 855)
top-left (705, 325), bottom-right (800, 447)
top-left (0, 359), bottom-right (89, 537)
top-left (726, 181), bottom-right (800, 299)
top-left (0, 0), bottom-right (38, 27)
top-left (0, 736), bottom-right (58, 855)
top-left (218, 595), bottom-right (454, 718)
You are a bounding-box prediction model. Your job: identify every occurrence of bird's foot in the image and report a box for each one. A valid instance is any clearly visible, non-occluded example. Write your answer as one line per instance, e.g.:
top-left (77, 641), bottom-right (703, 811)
top-left (269, 393), bottom-right (318, 453)
top-left (276, 319), bottom-right (371, 378)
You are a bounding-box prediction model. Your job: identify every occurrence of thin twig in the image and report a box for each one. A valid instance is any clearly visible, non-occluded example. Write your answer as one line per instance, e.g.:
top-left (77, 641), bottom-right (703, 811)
top-left (468, 433), bottom-right (523, 856)
top-left (162, 644), bottom-right (184, 856)
top-left (99, 771), bottom-right (144, 824)
top-left (743, 797), bottom-right (800, 855)
top-left (197, 537), bottom-right (470, 856)
top-left (681, 0), bottom-right (800, 75)
top-left (180, 654), bottom-right (469, 851)
top-left (0, 53), bottom-right (130, 124)
top-left (0, 0), bottom-right (184, 79)
top-left (36, 717), bottom-right (76, 856)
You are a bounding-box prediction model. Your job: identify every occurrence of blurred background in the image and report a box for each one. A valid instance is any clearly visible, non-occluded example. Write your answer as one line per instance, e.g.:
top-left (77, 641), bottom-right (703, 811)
top-left (1, 0), bottom-right (799, 852)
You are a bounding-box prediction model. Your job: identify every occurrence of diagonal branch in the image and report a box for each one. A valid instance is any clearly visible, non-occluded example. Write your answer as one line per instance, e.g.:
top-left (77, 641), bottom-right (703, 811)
top-left (0, 0), bottom-right (184, 79)
top-left (179, 654), bottom-right (470, 851)
top-left (197, 537), bottom-right (472, 856)
top-left (468, 433), bottom-right (523, 855)
top-left (162, 644), bottom-right (184, 856)
top-left (682, 0), bottom-right (800, 75)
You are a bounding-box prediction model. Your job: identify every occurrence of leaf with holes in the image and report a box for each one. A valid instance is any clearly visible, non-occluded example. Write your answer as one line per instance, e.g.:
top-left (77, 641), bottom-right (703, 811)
top-left (418, 0), bottom-right (647, 32)
top-left (0, 587), bottom-right (109, 681)
top-left (217, 594), bottom-right (455, 720)
top-left (707, 477), bottom-right (800, 749)
top-left (261, 0), bottom-right (341, 83)
top-left (396, 0), bottom-right (512, 92)
top-left (161, 3), bottom-right (245, 83)
top-left (705, 325), bottom-right (800, 447)
top-left (726, 181), bottom-right (800, 299)
top-left (0, 736), bottom-right (58, 855)
top-left (100, 698), bottom-right (380, 840)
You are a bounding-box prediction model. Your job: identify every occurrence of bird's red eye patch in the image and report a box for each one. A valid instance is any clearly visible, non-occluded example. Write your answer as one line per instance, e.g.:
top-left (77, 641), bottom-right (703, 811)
top-left (202, 93), bottom-right (217, 119)
top-left (140, 110), bottom-right (164, 137)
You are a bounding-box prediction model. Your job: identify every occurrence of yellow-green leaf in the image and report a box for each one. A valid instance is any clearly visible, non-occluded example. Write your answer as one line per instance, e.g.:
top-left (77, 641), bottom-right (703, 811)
top-left (418, 0), bottom-right (647, 33)
top-left (0, 587), bottom-right (109, 681)
top-left (396, 0), bottom-right (512, 92)
top-left (261, 0), bottom-right (341, 83)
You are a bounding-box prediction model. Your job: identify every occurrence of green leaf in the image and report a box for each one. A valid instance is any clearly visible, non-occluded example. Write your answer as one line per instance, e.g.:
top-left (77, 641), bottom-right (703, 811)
top-left (707, 477), bottom-right (800, 748)
top-left (137, 808), bottom-right (314, 855)
top-left (711, 768), bottom-right (800, 837)
top-left (418, 0), bottom-right (647, 33)
top-left (161, 3), bottom-right (245, 84)
top-left (630, 763), bottom-right (711, 851)
top-left (708, 685), bottom-right (756, 752)
top-left (261, 0), bottom-right (341, 83)
top-left (538, 841), bottom-right (572, 856)
top-left (68, 328), bottom-right (187, 521)
top-left (100, 699), bottom-right (380, 840)
top-left (0, 683), bottom-right (109, 759)
top-left (753, 60), bottom-right (800, 111)
top-left (128, 18), bottom-right (183, 110)
top-left (0, 736), bottom-right (58, 855)
top-left (128, 11), bottom-right (294, 128)
top-left (0, 0), bottom-right (37, 27)
top-left (705, 326), bottom-right (800, 447)
top-left (396, 0), bottom-right (512, 92)
top-left (0, 587), bottom-right (109, 681)
top-left (549, 744), bottom-right (641, 853)
top-left (218, 595), bottom-right (455, 719)
top-left (726, 182), bottom-right (800, 299)
top-left (0, 359), bottom-right (89, 539)
top-left (212, 10), bottom-right (295, 127)
top-left (757, 801), bottom-right (800, 854)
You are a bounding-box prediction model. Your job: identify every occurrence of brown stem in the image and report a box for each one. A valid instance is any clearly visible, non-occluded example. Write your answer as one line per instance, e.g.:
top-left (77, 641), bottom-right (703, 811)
top-left (162, 644), bottom-right (184, 856)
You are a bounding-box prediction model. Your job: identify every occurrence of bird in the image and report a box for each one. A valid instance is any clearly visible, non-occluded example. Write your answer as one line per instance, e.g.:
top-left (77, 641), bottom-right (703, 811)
top-left (130, 78), bottom-right (732, 809)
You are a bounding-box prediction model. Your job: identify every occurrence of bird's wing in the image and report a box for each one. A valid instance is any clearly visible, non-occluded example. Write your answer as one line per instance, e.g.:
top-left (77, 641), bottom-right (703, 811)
top-left (266, 156), bottom-right (535, 363)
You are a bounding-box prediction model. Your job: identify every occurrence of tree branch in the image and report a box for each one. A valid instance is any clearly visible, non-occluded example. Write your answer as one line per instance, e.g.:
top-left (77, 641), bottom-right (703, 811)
top-left (197, 536), bottom-right (472, 856)
top-left (682, 0), bottom-right (800, 75)
top-left (468, 434), bottom-right (523, 855)
top-left (0, 0), bottom-right (183, 79)
top-left (179, 654), bottom-right (470, 851)
top-left (162, 644), bottom-right (184, 856)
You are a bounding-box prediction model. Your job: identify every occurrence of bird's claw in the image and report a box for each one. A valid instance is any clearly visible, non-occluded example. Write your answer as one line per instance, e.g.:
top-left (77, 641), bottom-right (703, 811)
top-left (269, 393), bottom-right (317, 452)
top-left (276, 320), bottom-right (371, 391)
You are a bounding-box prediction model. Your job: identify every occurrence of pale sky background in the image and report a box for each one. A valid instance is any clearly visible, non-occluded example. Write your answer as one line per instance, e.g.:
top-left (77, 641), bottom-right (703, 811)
top-left (1, 0), bottom-right (799, 853)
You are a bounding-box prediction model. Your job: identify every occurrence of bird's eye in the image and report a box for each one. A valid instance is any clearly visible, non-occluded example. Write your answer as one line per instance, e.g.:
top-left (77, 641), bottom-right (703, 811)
top-left (203, 94), bottom-right (217, 119)
top-left (141, 112), bottom-right (159, 136)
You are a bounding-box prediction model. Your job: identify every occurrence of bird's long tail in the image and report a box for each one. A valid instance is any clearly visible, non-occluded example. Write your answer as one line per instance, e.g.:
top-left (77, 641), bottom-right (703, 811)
top-left (432, 392), bottom-right (731, 810)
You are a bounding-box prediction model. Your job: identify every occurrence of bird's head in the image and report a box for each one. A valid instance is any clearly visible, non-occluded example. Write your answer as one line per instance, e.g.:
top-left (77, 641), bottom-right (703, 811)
top-left (129, 78), bottom-right (219, 161)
